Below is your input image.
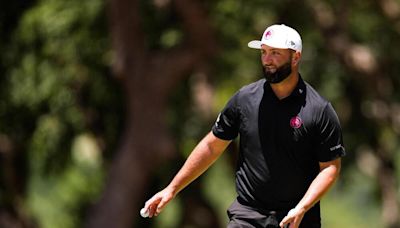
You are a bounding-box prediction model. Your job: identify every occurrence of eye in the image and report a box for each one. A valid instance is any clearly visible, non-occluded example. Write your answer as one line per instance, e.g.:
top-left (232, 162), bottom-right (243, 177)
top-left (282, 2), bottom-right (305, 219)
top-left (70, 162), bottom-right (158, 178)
top-left (272, 50), bottom-right (281, 56)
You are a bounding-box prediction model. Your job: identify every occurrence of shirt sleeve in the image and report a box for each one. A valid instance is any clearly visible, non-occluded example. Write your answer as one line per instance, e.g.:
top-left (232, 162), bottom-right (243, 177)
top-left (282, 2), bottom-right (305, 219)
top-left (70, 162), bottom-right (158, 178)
top-left (212, 93), bottom-right (240, 140)
top-left (314, 103), bottom-right (346, 162)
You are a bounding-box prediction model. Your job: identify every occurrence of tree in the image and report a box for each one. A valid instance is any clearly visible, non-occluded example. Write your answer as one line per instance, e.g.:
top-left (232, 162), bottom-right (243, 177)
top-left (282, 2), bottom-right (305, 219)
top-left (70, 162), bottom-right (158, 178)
top-left (85, 0), bottom-right (219, 227)
top-left (1, 0), bottom-right (399, 227)
top-left (305, 1), bottom-right (400, 227)
top-left (1, 0), bottom-right (117, 227)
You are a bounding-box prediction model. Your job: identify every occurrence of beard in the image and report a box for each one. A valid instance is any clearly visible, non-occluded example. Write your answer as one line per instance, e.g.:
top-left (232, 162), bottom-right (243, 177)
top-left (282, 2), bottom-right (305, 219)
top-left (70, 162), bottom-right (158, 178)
top-left (262, 59), bottom-right (292, 84)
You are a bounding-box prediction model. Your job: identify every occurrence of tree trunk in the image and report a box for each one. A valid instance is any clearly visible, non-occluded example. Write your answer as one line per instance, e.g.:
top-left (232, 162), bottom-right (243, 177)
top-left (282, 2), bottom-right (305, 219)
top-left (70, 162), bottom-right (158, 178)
top-left (85, 0), bottom-right (217, 227)
top-left (0, 135), bottom-right (33, 228)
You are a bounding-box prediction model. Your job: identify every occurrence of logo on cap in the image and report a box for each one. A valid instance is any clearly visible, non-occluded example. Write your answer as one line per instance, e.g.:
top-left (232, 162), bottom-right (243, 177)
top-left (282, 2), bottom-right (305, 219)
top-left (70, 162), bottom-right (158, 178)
top-left (285, 40), bottom-right (296, 49)
top-left (290, 116), bottom-right (302, 129)
top-left (265, 30), bottom-right (273, 40)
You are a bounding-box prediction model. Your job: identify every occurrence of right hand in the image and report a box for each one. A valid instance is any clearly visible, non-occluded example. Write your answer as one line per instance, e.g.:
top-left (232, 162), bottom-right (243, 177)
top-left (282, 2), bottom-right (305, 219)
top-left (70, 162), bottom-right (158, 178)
top-left (143, 187), bottom-right (176, 218)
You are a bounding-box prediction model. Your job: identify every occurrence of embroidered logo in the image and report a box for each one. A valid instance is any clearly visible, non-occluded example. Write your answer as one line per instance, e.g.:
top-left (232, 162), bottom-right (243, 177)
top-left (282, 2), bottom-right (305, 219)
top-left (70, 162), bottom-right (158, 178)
top-left (290, 116), bottom-right (302, 129)
top-left (265, 30), bottom-right (273, 39)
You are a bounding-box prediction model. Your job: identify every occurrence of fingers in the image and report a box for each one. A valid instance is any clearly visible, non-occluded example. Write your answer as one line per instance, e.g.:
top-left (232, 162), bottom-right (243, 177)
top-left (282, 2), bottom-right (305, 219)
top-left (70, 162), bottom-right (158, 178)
top-left (144, 195), bottom-right (161, 218)
top-left (279, 216), bottom-right (292, 228)
top-left (280, 216), bottom-right (301, 228)
top-left (143, 190), bottom-right (174, 218)
top-left (279, 208), bottom-right (302, 228)
top-left (156, 197), bottom-right (169, 214)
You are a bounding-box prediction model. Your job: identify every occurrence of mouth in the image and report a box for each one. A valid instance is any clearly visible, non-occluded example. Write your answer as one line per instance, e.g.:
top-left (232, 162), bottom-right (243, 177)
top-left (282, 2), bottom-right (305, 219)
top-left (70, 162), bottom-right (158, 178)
top-left (264, 65), bottom-right (276, 73)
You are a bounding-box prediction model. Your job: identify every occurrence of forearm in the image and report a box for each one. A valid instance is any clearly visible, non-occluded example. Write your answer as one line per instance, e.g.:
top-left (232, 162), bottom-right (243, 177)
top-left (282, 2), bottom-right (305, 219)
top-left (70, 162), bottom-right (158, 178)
top-left (295, 159), bottom-right (341, 212)
top-left (280, 158), bottom-right (342, 227)
top-left (144, 132), bottom-right (230, 217)
top-left (167, 132), bottom-right (230, 195)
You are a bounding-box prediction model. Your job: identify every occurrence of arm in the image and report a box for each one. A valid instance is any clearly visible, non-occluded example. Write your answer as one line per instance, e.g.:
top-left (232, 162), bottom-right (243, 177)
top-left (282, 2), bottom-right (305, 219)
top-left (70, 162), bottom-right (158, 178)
top-left (280, 158), bottom-right (341, 228)
top-left (144, 131), bottom-right (231, 217)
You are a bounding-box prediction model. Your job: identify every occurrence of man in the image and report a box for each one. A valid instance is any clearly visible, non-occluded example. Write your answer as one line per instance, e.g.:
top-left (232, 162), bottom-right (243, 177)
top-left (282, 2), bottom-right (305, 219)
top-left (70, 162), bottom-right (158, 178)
top-left (143, 24), bottom-right (345, 228)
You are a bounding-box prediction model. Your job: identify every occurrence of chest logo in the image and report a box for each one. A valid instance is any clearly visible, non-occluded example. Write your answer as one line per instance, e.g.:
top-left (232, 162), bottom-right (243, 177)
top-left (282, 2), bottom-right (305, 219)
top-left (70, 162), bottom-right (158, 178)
top-left (290, 116), bottom-right (302, 129)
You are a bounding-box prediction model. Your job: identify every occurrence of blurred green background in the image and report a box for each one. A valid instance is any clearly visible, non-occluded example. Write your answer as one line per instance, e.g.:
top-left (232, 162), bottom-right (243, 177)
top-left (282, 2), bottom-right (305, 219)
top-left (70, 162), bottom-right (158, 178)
top-left (0, 0), bottom-right (399, 227)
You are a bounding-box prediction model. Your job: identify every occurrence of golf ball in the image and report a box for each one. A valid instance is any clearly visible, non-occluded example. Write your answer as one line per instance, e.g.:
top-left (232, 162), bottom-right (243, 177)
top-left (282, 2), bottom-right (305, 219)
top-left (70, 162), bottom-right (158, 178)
top-left (140, 208), bottom-right (149, 218)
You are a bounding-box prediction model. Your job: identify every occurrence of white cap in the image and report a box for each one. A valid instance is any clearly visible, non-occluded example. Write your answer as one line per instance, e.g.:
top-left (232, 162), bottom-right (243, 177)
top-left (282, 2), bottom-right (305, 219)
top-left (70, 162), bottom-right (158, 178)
top-left (248, 24), bottom-right (302, 52)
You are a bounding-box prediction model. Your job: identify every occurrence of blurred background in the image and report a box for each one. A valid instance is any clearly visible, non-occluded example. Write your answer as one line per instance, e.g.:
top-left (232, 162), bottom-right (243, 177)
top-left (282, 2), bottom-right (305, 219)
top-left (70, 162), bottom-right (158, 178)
top-left (0, 0), bottom-right (399, 227)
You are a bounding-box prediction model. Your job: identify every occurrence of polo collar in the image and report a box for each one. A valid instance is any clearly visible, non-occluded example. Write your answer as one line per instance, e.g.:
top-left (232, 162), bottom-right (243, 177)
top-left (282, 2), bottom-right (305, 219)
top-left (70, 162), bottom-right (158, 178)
top-left (263, 74), bottom-right (306, 100)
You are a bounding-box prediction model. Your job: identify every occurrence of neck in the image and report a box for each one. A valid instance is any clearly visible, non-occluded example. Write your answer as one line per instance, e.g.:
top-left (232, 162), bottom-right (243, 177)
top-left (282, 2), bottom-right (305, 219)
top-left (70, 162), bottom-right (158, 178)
top-left (270, 72), bottom-right (299, 100)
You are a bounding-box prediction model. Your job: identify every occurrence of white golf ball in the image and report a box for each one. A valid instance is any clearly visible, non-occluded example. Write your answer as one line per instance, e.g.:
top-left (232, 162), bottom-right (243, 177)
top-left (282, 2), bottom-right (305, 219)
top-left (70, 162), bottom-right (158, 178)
top-left (140, 208), bottom-right (149, 218)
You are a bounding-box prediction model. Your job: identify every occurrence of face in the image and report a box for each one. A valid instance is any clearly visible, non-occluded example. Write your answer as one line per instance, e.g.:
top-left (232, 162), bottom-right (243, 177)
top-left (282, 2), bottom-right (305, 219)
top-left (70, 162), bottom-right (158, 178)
top-left (260, 45), bottom-right (295, 83)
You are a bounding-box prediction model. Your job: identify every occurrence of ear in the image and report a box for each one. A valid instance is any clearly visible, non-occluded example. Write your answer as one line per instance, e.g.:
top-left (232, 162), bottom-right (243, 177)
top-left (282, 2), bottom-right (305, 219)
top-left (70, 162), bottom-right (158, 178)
top-left (292, 52), bottom-right (301, 66)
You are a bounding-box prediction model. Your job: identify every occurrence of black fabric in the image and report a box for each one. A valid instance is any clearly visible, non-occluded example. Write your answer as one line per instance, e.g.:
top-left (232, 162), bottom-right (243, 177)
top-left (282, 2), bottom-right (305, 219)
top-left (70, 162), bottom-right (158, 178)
top-left (212, 76), bottom-right (345, 218)
top-left (227, 198), bottom-right (321, 228)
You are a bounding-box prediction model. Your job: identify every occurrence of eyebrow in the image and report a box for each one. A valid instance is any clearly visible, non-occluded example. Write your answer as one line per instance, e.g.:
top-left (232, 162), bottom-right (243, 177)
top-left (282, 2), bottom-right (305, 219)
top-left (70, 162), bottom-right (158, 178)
top-left (261, 48), bottom-right (290, 53)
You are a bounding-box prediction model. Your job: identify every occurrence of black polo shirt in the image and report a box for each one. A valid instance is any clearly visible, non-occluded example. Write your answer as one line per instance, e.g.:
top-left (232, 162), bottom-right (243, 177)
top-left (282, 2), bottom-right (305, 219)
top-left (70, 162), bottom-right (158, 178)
top-left (212, 76), bottom-right (345, 213)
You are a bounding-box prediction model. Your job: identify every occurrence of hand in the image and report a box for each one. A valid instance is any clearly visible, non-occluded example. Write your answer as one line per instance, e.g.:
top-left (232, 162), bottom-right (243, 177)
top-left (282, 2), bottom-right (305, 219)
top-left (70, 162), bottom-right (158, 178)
top-left (279, 207), bottom-right (306, 228)
top-left (143, 187), bottom-right (176, 218)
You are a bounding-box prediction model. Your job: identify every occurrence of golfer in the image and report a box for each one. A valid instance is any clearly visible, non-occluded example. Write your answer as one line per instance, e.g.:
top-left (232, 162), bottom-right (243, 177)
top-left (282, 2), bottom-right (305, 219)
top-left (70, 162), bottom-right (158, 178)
top-left (143, 24), bottom-right (345, 228)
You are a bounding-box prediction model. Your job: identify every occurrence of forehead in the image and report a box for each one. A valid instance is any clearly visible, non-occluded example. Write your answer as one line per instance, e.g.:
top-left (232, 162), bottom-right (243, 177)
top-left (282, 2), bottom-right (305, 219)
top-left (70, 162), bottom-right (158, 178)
top-left (261, 44), bottom-right (292, 54)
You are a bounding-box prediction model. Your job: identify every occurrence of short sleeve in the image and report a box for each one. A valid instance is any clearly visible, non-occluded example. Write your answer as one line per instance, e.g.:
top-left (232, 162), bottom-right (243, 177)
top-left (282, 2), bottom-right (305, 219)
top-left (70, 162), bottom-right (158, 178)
top-left (212, 93), bottom-right (240, 140)
top-left (314, 103), bottom-right (346, 162)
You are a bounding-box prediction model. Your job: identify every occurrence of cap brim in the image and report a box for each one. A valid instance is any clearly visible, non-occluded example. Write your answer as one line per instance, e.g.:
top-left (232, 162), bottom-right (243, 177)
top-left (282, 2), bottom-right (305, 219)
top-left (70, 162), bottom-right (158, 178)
top-left (248, 40), bottom-right (262, 49)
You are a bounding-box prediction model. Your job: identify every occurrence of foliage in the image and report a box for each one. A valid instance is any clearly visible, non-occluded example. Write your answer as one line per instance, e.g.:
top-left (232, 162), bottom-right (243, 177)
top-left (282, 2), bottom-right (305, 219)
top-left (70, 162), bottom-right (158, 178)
top-left (1, 0), bottom-right (399, 227)
top-left (1, 0), bottom-right (122, 227)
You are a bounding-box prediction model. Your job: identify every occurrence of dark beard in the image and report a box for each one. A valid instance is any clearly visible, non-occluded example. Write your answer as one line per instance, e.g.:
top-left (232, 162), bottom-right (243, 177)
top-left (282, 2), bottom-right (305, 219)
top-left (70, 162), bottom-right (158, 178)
top-left (262, 60), bottom-right (292, 84)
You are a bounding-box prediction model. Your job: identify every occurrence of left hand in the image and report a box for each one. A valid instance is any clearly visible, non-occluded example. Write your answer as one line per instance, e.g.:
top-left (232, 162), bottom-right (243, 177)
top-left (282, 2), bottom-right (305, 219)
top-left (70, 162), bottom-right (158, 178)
top-left (279, 207), bottom-right (306, 228)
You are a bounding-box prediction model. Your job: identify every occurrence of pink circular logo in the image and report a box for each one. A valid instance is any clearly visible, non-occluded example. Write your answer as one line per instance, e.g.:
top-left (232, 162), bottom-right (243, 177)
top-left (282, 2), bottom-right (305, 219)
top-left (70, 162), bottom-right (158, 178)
top-left (290, 116), bottom-right (302, 129)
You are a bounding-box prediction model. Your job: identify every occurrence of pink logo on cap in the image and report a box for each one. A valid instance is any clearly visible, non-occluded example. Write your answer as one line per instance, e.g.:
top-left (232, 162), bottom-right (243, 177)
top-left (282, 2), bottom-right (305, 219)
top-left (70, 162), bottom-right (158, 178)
top-left (290, 116), bottom-right (302, 129)
top-left (265, 30), bottom-right (273, 39)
